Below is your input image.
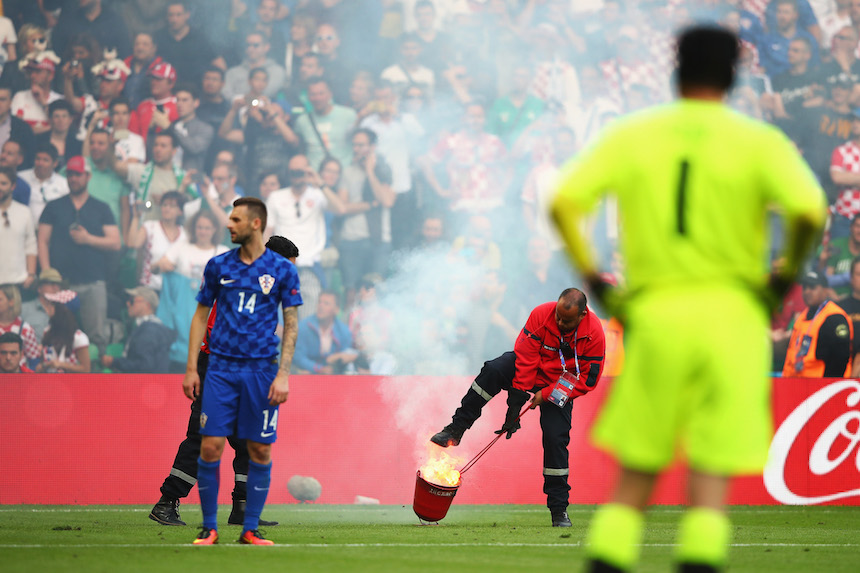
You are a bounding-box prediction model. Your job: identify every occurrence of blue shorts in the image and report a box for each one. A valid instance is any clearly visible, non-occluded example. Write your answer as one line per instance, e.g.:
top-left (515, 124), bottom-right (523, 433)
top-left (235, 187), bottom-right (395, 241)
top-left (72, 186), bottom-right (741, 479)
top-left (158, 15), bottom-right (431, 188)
top-left (200, 354), bottom-right (280, 444)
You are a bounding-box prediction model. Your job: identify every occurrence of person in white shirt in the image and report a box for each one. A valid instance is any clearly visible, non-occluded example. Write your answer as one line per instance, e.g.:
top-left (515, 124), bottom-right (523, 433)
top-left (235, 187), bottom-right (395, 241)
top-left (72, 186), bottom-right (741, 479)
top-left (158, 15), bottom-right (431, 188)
top-left (0, 165), bottom-right (37, 288)
top-left (380, 34), bottom-right (436, 99)
top-left (106, 97), bottom-right (145, 164)
top-left (18, 142), bottom-right (69, 226)
top-left (126, 190), bottom-right (187, 291)
top-left (11, 51), bottom-right (63, 135)
top-left (266, 153), bottom-right (345, 319)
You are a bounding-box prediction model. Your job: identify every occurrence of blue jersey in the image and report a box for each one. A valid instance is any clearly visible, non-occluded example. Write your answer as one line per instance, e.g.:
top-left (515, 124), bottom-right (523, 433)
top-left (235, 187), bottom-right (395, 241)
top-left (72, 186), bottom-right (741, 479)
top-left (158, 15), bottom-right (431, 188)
top-left (197, 248), bottom-right (302, 359)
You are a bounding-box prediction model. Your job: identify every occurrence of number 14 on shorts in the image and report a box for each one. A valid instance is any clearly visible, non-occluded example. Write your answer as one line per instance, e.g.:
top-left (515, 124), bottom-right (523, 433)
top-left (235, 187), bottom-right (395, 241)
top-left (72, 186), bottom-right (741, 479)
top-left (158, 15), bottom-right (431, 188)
top-left (261, 409), bottom-right (278, 438)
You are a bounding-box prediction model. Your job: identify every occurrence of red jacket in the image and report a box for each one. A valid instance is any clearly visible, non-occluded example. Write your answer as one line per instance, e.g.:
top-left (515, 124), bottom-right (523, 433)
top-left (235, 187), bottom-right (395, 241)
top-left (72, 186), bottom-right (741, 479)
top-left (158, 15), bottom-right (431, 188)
top-left (129, 96), bottom-right (178, 142)
top-left (513, 301), bottom-right (606, 401)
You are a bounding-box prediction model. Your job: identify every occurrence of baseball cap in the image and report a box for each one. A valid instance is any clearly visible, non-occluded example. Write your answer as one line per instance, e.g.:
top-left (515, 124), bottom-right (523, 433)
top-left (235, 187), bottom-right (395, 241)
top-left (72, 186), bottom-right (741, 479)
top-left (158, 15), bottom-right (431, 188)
top-left (38, 268), bottom-right (63, 284)
top-left (23, 51), bottom-right (58, 72)
top-left (125, 286), bottom-right (159, 310)
top-left (148, 62), bottom-right (177, 82)
top-left (65, 156), bottom-right (91, 174)
top-left (801, 270), bottom-right (828, 287)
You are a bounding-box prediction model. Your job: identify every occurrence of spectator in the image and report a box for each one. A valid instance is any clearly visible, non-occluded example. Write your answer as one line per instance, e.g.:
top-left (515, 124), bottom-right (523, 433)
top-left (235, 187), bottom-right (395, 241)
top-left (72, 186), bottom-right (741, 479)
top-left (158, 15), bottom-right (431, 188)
top-left (244, 96), bottom-right (300, 188)
top-left (337, 127), bottom-right (395, 292)
top-left (197, 67), bottom-right (230, 134)
top-left (153, 1), bottom-right (224, 87)
top-left (0, 165), bottom-right (37, 289)
top-left (285, 14), bottom-right (316, 85)
top-left (128, 61), bottom-right (179, 145)
top-left (285, 52), bottom-right (326, 113)
top-left (184, 163), bottom-right (242, 246)
top-left (0, 14), bottom-right (16, 75)
top-left (167, 84), bottom-right (214, 173)
top-left (313, 22), bottom-right (352, 104)
top-left (293, 291), bottom-right (357, 374)
top-left (115, 131), bottom-right (187, 222)
top-left (412, 212), bottom-right (448, 252)
top-left (156, 209), bottom-right (228, 371)
top-left (0, 24), bottom-right (46, 96)
top-left (127, 190), bottom-right (187, 291)
top-left (764, 0), bottom-right (823, 45)
top-left (0, 284), bottom-right (40, 368)
top-left (20, 267), bottom-right (66, 345)
top-left (37, 155), bottom-right (121, 355)
top-left (218, 67), bottom-right (270, 146)
top-left (34, 99), bottom-right (82, 169)
top-left (819, 2), bottom-right (852, 50)
top-left (762, 37), bottom-right (822, 134)
top-left (0, 139), bottom-right (32, 206)
top-left (0, 332), bottom-right (33, 373)
top-left (380, 34), bottom-right (435, 100)
top-left (51, 0), bottom-right (132, 61)
top-left (267, 154), bottom-right (345, 320)
top-left (816, 25), bottom-right (859, 96)
top-left (123, 32), bottom-right (162, 109)
top-left (348, 70), bottom-right (376, 114)
top-left (0, 86), bottom-right (35, 170)
top-left (566, 63), bottom-right (620, 147)
top-left (829, 109), bottom-right (860, 236)
top-left (754, 0), bottom-right (820, 79)
top-left (258, 171), bottom-right (282, 202)
top-left (242, 0), bottom-right (288, 70)
top-left (411, 0), bottom-right (451, 77)
top-left (837, 255), bottom-right (860, 377)
top-left (420, 100), bottom-right (508, 215)
top-left (64, 56), bottom-right (129, 142)
top-left (486, 63), bottom-right (545, 148)
top-left (19, 142), bottom-right (69, 225)
top-left (101, 286), bottom-right (177, 373)
top-left (11, 50), bottom-right (63, 135)
top-left (105, 97), bottom-right (146, 164)
top-left (59, 32), bottom-right (102, 101)
top-left (783, 270), bottom-right (853, 377)
top-left (449, 214), bottom-right (502, 271)
top-left (79, 126), bottom-right (131, 241)
top-left (359, 82), bottom-right (425, 251)
top-left (293, 77), bottom-right (358, 169)
top-left (821, 214), bottom-right (860, 298)
top-left (223, 31), bottom-right (287, 102)
top-left (36, 298), bottom-right (91, 373)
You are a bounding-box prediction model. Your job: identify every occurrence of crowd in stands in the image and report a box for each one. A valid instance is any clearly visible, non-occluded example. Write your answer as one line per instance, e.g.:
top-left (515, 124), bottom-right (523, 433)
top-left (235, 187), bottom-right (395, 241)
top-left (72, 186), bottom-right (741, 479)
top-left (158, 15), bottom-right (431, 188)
top-left (0, 0), bottom-right (858, 377)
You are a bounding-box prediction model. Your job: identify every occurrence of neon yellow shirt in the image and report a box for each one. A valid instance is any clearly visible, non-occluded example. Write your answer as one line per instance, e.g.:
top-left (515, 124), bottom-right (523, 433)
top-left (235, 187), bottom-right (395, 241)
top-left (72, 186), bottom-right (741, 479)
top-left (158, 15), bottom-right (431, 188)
top-left (554, 99), bottom-right (827, 293)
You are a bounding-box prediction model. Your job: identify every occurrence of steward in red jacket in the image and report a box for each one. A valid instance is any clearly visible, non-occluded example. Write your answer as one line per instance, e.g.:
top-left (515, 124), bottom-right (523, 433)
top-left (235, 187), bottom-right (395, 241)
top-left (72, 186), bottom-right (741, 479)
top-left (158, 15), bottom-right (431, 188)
top-left (431, 288), bottom-right (606, 527)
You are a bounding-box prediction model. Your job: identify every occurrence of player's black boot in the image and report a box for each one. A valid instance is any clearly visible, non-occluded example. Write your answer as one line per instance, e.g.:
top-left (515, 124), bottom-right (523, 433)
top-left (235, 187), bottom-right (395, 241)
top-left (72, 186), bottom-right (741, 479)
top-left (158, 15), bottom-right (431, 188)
top-left (430, 424), bottom-right (466, 447)
top-left (551, 509), bottom-right (572, 527)
top-left (228, 499), bottom-right (280, 526)
top-left (149, 496), bottom-right (186, 526)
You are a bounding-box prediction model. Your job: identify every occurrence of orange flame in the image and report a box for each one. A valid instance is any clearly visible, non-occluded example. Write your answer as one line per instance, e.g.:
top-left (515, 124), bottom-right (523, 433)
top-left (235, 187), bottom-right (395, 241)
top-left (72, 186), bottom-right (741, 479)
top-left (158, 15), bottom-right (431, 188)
top-left (419, 448), bottom-right (462, 487)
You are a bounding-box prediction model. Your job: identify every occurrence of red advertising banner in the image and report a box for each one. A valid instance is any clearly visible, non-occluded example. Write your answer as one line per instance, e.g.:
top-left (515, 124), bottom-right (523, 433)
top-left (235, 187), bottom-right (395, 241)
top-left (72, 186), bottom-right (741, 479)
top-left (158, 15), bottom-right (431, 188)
top-left (0, 374), bottom-right (857, 506)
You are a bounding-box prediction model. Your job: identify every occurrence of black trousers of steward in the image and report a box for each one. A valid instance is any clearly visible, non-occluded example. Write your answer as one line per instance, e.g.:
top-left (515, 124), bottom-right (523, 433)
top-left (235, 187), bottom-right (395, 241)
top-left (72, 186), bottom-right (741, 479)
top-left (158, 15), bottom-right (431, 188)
top-left (450, 351), bottom-right (573, 512)
top-left (159, 351), bottom-right (250, 501)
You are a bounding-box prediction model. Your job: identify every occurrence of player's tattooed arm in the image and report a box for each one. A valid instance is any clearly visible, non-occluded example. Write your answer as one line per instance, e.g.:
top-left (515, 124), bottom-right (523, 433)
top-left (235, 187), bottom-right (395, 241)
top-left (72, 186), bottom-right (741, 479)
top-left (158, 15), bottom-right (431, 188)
top-left (279, 305), bottom-right (299, 375)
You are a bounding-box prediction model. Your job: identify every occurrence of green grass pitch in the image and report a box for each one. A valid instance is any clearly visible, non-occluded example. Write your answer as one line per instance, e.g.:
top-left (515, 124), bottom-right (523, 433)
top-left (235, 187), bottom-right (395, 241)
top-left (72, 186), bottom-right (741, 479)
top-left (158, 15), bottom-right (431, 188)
top-left (1, 505), bottom-right (857, 572)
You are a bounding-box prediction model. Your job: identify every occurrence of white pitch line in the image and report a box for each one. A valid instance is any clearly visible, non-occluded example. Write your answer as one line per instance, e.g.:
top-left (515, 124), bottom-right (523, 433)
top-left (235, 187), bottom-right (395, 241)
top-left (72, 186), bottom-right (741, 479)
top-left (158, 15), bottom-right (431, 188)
top-left (0, 507), bottom-right (853, 514)
top-left (0, 542), bottom-right (858, 549)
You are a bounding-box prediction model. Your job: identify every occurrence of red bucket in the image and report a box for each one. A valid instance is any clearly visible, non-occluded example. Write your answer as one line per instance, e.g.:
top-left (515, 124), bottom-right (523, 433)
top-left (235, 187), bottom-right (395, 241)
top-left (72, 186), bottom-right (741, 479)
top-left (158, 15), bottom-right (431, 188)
top-left (413, 470), bottom-right (461, 522)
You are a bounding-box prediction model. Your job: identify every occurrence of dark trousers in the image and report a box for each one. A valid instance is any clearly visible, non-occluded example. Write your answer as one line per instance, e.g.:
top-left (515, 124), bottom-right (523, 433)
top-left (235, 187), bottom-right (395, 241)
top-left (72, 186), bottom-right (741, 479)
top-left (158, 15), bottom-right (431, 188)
top-left (450, 351), bottom-right (573, 512)
top-left (159, 351), bottom-right (250, 501)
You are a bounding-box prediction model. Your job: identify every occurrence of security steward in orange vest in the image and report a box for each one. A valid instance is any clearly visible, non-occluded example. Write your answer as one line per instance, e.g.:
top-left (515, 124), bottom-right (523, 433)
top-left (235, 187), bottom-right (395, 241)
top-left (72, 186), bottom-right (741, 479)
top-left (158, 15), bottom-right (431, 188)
top-left (783, 271), bottom-right (853, 377)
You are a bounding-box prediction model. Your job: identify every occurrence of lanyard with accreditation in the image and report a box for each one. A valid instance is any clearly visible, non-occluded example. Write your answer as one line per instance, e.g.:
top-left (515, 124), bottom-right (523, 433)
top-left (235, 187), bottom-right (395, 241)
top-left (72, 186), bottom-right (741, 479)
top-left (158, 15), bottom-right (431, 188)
top-left (547, 329), bottom-right (580, 408)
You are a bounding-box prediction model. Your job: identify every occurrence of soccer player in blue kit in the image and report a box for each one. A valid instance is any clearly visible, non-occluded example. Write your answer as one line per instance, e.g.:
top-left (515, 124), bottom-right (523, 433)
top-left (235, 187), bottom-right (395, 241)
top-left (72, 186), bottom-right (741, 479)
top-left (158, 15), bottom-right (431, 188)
top-left (183, 197), bottom-right (302, 545)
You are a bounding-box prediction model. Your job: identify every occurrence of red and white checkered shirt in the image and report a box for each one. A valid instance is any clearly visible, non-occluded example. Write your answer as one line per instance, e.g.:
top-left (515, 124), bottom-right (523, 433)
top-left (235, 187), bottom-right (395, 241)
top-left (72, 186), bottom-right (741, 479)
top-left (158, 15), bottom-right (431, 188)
top-left (0, 316), bottom-right (40, 363)
top-left (830, 140), bottom-right (860, 217)
top-left (427, 130), bottom-right (508, 212)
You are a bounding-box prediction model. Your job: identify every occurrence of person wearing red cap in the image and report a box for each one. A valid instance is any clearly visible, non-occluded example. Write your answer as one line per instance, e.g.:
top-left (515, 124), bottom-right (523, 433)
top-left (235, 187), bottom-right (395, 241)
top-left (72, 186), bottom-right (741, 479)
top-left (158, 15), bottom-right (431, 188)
top-left (11, 51), bottom-right (63, 135)
top-left (128, 62), bottom-right (179, 144)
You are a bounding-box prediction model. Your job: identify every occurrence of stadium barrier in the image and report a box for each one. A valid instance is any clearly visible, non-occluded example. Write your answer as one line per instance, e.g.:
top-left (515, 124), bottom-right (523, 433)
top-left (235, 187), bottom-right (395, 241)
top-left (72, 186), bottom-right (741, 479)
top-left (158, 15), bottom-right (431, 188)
top-left (1, 375), bottom-right (857, 506)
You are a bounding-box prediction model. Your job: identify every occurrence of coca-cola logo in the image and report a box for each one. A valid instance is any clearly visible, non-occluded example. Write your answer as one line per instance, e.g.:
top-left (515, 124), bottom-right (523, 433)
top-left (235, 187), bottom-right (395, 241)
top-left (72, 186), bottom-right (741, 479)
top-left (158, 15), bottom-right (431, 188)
top-left (764, 380), bottom-right (860, 504)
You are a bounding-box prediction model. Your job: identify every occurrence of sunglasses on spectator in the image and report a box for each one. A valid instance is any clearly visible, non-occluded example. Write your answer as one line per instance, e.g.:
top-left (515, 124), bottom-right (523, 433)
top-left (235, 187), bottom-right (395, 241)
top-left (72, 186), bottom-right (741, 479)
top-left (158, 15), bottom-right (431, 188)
top-left (316, 35), bottom-right (336, 42)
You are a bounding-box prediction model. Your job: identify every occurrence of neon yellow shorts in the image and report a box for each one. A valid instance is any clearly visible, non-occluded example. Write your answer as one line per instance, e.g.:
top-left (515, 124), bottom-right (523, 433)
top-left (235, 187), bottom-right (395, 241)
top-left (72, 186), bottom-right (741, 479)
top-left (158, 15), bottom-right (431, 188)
top-left (592, 284), bottom-right (773, 475)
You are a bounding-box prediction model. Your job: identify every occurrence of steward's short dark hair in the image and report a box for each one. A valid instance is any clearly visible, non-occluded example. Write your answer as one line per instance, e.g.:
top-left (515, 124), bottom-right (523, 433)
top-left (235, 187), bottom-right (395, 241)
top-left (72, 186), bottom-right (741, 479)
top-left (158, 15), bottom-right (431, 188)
top-left (677, 26), bottom-right (738, 92)
top-left (267, 235), bottom-right (300, 259)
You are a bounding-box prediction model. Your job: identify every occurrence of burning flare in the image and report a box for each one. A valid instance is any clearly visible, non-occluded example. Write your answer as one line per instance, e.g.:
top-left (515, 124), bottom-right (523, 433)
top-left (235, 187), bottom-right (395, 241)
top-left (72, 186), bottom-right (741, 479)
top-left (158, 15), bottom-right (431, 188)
top-left (419, 448), bottom-right (462, 487)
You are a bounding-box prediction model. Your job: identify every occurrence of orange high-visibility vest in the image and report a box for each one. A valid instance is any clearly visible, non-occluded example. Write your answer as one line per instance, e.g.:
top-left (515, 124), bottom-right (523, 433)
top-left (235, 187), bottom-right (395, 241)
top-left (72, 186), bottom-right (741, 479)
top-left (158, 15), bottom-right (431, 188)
top-left (782, 300), bottom-right (853, 378)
